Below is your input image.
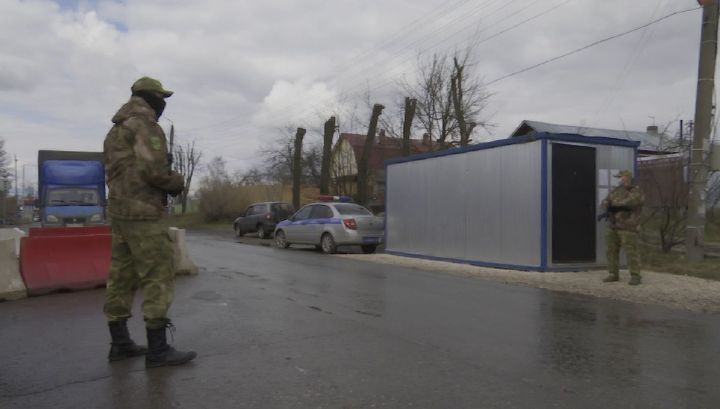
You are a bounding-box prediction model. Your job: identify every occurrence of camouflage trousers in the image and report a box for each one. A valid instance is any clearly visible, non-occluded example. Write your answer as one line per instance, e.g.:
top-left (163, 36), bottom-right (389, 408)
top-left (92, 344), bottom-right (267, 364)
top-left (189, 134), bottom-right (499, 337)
top-left (103, 219), bottom-right (175, 329)
top-left (606, 228), bottom-right (641, 278)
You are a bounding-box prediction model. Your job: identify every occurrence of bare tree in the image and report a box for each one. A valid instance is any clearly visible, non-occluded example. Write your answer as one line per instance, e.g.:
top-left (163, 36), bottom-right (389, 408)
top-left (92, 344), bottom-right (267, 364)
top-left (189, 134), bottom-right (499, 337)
top-left (400, 53), bottom-right (453, 145)
top-left (402, 97), bottom-right (418, 156)
top-left (320, 116), bottom-right (336, 194)
top-left (357, 104), bottom-right (384, 205)
top-left (173, 141), bottom-right (202, 215)
top-left (292, 128), bottom-right (306, 210)
top-left (254, 125), bottom-right (322, 186)
top-left (400, 48), bottom-right (492, 147)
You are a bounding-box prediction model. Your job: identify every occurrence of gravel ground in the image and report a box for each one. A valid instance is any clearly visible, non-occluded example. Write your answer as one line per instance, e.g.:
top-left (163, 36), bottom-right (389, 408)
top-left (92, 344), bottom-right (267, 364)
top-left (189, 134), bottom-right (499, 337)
top-left (338, 253), bottom-right (720, 314)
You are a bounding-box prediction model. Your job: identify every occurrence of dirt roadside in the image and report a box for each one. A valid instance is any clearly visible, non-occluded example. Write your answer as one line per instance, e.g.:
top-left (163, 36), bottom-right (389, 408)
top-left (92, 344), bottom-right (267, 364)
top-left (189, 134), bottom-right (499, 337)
top-left (338, 253), bottom-right (720, 314)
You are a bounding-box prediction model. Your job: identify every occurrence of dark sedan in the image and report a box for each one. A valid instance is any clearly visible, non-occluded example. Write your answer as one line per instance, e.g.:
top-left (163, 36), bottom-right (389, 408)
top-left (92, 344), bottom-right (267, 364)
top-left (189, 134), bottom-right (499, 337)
top-left (233, 202), bottom-right (294, 239)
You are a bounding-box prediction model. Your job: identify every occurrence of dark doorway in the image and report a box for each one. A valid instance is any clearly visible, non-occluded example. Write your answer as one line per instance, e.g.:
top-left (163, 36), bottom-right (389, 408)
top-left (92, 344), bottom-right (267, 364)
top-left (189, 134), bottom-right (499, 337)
top-left (551, 143), bottom-right (596, 263)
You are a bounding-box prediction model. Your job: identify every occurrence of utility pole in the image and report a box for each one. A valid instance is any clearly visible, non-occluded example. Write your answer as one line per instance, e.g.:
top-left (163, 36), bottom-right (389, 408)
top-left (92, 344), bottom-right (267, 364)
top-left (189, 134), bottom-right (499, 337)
top-left (686, 0), bottom-right (719, 262)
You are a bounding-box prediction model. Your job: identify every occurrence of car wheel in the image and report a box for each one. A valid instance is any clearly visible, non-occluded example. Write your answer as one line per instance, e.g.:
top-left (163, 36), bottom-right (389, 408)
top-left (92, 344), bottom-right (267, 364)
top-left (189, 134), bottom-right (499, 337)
top-left (257, 224), bottom-right (267, 239)
top-left (275, 230), bottom-right (290, 249)
top-left (234, 224), bottom-right (242, 238)
top-left (321, 233), bottom-right (337, 254)
top-left (361, 245), bottom-right (377, 254)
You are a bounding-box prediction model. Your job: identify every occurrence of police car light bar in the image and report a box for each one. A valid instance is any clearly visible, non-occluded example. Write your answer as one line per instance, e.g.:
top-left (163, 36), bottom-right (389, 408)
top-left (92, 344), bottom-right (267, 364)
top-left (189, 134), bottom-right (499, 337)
top-left (317, 195), bottom-right (353, 202)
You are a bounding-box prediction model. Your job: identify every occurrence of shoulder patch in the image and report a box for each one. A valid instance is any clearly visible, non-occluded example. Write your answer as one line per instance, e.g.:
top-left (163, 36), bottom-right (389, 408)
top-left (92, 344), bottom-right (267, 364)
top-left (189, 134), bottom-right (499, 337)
top-left (150, 136), bottom-right (163, 151)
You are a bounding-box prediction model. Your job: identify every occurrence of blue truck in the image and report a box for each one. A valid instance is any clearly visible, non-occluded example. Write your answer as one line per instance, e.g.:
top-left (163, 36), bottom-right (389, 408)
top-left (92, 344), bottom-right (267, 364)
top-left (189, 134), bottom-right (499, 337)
top-left (38, 150), bottom-right (106, 226)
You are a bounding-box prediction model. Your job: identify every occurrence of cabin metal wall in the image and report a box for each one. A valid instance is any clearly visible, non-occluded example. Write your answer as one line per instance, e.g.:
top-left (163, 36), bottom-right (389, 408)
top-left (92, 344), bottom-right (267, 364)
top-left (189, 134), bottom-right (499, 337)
top-left (386, 140), bottom-right (543, 269)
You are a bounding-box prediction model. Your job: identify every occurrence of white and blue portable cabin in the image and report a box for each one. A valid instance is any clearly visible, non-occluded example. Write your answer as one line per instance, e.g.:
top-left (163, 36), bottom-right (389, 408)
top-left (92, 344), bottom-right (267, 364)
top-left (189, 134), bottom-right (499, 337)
top-left (384, 132), bottom-right (639, 271)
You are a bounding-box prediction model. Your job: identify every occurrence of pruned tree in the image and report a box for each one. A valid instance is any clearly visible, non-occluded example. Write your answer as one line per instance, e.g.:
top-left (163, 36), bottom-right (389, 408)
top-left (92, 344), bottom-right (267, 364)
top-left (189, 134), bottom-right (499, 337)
top-left (400, 48), bottom-right (492, 147)
top-left (258, 125), bottom-right (322, 187)
top-left (400, 53), bottom-right (452, 146)
top-left (292, 127), bottom-right (306, 210)
top-left (173, 140), bottom-right (202, 215)
top-left (402, 97), bottom-right (417, 156)
top-left (320, 116), bottom-right (336, 194)
top-left (357, 104), bottom-right (384, 205)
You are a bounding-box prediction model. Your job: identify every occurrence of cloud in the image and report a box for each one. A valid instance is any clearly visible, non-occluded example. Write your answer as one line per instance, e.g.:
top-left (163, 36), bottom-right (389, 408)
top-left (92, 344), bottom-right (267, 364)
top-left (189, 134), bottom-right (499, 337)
top-left (253, 79), bottom-right (339, 128)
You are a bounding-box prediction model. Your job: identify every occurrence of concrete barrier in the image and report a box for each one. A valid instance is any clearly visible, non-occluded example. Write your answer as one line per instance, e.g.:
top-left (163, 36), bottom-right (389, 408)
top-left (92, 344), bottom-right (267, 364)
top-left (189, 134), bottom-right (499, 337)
top-left (169, 227), bottom-right (198, 275)
top-left (0, 227), bottom-right (26, 257)
top-left (0, 237), bottom-right (27, 301)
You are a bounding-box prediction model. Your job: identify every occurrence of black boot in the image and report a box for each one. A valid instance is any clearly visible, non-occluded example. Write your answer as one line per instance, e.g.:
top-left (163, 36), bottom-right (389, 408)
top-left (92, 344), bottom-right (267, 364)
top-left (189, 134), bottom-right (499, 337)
top-left (108, 320), bottom-right (148, 361)
top-left (145, 322), bottom-right (197, 368)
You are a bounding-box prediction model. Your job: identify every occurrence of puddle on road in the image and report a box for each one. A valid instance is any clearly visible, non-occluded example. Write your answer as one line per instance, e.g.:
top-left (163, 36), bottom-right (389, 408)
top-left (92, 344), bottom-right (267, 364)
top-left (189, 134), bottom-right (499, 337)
top-left (192, 291), bottom-right (223, 301)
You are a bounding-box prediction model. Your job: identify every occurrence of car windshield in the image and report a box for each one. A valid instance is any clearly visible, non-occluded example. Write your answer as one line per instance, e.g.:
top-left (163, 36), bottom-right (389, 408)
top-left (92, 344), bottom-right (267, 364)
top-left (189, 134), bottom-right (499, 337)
top-left (47, 188), bottom-right (99, 205)
top-left (334, 203), bottom-right (372, 216)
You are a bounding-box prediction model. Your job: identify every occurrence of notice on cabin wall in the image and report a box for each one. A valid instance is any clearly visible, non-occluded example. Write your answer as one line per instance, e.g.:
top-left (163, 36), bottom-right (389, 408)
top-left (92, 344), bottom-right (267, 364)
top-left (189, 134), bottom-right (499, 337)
top-left (598, 169), bottom-right (609, 187)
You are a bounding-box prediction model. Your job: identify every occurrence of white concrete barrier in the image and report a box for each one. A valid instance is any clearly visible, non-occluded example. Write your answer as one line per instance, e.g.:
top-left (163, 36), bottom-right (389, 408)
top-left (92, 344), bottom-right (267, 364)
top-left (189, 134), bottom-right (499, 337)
top-left (0, 227), bottom-right (26, 257)
top-left (169, 227), bottom-right (199, 276)
top-left (0, 237), bottom-right (27, 301)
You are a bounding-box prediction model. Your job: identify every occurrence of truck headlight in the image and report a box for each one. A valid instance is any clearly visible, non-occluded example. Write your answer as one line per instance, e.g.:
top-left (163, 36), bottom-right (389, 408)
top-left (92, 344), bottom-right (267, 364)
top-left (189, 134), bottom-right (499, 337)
top-left (47, 215), bottom-right (59, 223)
top-left (89, 214), bottom-right (103, 223)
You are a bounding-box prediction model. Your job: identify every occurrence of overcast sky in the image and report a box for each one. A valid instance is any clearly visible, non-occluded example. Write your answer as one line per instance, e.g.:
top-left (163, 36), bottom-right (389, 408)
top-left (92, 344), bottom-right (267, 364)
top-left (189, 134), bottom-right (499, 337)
top-left (0, 0), bottom-right (708, 193)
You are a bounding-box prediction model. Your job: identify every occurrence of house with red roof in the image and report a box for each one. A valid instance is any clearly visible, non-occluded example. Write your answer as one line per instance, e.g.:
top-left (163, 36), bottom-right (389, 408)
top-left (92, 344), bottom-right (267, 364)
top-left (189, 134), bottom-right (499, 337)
top-left (330, 131), bottom-right (436, 210)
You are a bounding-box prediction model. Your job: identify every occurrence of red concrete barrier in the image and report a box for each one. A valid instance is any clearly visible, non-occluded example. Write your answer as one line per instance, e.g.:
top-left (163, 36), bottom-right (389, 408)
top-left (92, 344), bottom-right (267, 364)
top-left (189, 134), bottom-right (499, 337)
top-left (19, 226), bottom-right (111, 296)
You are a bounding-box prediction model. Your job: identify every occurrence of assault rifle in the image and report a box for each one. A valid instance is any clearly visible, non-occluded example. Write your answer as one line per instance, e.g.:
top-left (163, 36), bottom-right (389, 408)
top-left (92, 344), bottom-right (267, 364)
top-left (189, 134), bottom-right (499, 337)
top-left (597, 205), bottom-right (634, 222)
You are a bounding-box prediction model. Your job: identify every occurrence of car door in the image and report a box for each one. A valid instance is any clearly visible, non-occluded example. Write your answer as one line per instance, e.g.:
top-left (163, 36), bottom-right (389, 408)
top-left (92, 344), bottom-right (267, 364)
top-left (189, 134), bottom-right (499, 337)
top-left (284, 205), bottom-right (312, 243)
top-left (308, 204), bottom-right (334, 244)
top-left (250, 204), bottom-right (267, 231)
top-left (240, 205), bottom-right (255, 233)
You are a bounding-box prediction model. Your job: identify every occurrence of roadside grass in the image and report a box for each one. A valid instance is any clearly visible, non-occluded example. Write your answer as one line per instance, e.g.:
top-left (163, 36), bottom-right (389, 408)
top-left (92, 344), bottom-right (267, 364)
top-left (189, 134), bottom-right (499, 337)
top-left (641, 246), bottom-right (720, 281)
top-left (636, 214), bottom-right (720, 281)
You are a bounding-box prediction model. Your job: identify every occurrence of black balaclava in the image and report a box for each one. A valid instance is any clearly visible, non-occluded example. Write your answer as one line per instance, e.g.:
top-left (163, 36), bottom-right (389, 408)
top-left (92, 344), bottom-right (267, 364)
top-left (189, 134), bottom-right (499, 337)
top-left (132, 90), bottom-right (166, 120)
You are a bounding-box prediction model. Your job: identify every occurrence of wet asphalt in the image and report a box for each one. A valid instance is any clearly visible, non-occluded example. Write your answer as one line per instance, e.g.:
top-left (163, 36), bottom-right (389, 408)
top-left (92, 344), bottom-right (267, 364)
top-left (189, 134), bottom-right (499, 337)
top-left (0, 231), bottom-right (719, 409)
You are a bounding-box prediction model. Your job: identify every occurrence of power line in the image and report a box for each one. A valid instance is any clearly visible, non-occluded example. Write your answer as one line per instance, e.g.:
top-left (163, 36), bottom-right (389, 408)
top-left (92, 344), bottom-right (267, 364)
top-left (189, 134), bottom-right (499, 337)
top-left (593, 0), bottom-right (669, 120)
top-left (486, 6), bottom-right (701, 86)
top-left (184, 0), bottom-right (497, 134)
top-left (187, 0), bottom-right (513, 134)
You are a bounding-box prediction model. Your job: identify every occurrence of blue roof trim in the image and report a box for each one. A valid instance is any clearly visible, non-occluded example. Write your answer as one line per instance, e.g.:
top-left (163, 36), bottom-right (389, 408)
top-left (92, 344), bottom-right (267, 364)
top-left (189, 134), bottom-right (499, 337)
top-left (385, 132), bottom-right (640, 166)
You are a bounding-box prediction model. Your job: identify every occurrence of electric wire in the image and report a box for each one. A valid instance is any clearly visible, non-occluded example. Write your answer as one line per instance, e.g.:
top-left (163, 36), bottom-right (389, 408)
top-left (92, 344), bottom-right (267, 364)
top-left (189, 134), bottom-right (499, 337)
top-left (486, 6), bottom-right (701, 86)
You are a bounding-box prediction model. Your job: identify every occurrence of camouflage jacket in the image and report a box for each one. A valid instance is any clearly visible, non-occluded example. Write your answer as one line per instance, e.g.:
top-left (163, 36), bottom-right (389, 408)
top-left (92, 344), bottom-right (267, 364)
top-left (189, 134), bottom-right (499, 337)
top-left (604, 184), bottom-right (644, 231)
top-left (103, 96), bottom-right (184, 221)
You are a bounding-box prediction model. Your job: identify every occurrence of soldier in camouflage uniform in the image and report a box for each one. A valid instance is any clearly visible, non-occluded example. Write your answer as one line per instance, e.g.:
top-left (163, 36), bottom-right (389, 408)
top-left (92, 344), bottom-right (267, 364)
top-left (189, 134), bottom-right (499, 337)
top-left (601, 169), bottom-right (645, 285)
top-left (103, 77), bottom-right (196, 368)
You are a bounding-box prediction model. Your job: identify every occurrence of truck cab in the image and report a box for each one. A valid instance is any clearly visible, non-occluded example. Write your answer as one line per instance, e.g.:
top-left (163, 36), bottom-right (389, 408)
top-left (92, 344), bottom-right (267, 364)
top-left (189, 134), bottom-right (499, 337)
top-left (38, 151), bottom-right (106, 227)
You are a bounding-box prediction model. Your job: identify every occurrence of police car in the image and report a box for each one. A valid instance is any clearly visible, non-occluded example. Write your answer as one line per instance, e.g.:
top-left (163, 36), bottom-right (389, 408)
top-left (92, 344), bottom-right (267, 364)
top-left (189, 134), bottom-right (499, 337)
top-left (273, 196), bottom-right (384, 254)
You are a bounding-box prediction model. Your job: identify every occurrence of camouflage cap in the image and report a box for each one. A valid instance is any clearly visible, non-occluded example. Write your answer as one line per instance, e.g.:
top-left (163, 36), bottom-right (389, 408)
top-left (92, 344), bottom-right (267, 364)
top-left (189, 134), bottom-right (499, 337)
top-left (131, 77), bottom-right (173, 98)
top-left (613, 169), bottom-right (633, 178)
